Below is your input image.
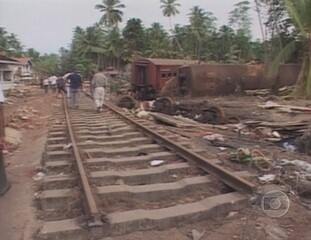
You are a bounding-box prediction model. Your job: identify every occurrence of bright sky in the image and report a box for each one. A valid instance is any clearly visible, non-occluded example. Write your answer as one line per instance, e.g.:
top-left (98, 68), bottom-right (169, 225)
top-left (0, 0), bottom-right (261, 54)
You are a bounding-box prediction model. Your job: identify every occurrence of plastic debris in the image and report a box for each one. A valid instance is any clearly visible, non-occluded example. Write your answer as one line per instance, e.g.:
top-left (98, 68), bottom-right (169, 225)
top-left (33, 172), bottom-right (46, 181)
top-left (150, 160), bottom-right (165, 166)
top-left (258, 174), bottom-right (276, 184)
top-left (203, 133), bottom-right (225, 142)
top-left (282, 142), bottom-right (296, 152)
top-left (63, 143), bottom-right (73, 150)
top-left (280, 159), bottom-right (311, 173)
top-left (137, 110), bottom-right (150, 119)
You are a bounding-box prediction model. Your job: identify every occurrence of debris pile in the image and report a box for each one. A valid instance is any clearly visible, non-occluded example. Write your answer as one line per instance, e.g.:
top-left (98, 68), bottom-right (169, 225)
top-left (6, 85), bottom-right (37, 99)
top-left (244, 120), bottom-right (310, 142)
top-left (7, 106), bottom-right (43, 130)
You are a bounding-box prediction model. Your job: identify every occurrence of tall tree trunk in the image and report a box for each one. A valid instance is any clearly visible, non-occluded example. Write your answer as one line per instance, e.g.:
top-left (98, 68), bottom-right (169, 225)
top-left (295, 38), bottom-right (311, 98)
top-left (254, 0), bottom-right (269, 63)
top-left (294, 55), bottom-right (308, 96)
top-left (169, 17), bottom-right (183, 55)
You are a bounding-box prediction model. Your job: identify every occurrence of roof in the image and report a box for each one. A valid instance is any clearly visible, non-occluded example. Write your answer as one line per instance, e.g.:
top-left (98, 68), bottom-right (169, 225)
top-left (135, 58), bottom-right (198, 66)
top-left (0, 54), bottom-right (21, 65)
top-left (13, 57), bottom-right (32, 65)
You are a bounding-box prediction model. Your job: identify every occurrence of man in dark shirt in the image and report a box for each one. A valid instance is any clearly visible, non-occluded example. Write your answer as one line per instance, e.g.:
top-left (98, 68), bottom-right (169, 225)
top-left (56, 77), bottom-right (67, 97)
top-left (67, 71), bottom-right (82, 108)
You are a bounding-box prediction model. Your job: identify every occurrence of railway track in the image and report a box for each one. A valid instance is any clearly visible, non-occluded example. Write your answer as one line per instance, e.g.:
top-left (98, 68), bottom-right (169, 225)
top-left (35, 94), bottom-right (256, 240)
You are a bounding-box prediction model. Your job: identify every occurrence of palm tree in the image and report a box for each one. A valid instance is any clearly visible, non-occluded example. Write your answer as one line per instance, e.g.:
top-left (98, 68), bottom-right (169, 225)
top-left (271, 0), bottom-right (311, 97)
top-left (95, 0), bottom-right (125, 28)
top-left (160, 0), bottom-right (182, 52)
top-left (188, 6), bottom-right (208, 60)
top-left (160, 0), bottom-right (181, 29)
top-left (74, 26), bottom-right (106, 67)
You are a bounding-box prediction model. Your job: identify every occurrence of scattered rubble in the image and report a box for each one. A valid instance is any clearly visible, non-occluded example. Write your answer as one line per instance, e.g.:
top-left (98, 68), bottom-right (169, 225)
top-left (5, 127), bottom-right (22, 146)
top-left (7, 106), bottom-right (43, 130)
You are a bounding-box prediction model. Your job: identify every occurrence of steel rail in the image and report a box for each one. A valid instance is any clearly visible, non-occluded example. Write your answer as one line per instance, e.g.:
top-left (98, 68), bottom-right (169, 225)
top-left (103, 101), bottom-right (256, 194)
top-left (63, 97), bottom-right (102, 226)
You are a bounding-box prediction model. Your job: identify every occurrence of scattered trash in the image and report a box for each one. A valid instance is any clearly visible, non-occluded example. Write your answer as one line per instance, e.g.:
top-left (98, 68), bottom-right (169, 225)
top-left (280, 159), bottom-right (311, 173)
top-left (191, 229), bottom-right (205, 240)
top-left (32, 172), bottom-right (46, 181)
top-left (232, 148), bottom-right (272, 171)
top-left (282, 142), bottom-right (297, 152)
top-left (63, 143), bottom-right (73, 150)
top-left (203, 133), bottom-right (225, 142)
top-left (219, 147), bottom-right (227, 151)
top-left (272, 131), bottom-right (281, 138)
top-left (236, 148), bottom-right (252, 163)
top-left (150, 160), bottom-right (165, 166)
top-left (171, 174), bottom-right (178, 178)
top-left (227, 211), bottom-right (238, 218)
top-left (258, 174), bottom-right (276, 184)
top-left (136, 110), bottom-right (150, 119)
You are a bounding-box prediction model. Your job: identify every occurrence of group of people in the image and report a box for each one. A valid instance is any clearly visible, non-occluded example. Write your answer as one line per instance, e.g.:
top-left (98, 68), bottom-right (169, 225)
top-left (42, 68), bottom-right (109, 113)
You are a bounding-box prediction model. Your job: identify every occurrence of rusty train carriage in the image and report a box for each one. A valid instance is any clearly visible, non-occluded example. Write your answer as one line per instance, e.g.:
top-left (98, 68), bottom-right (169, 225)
top-left (132, 58), bottom-right (197, 100)
top-left (178, 64), bottom-right (301, 97)
top-left (132, 58), bottom-right (301, 100)
top-left (129, 59), bottom-right (301, 124)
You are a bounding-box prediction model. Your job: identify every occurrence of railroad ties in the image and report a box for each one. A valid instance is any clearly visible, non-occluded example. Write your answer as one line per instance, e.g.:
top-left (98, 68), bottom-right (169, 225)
top-left (35, 95), bottom-right (255, 240)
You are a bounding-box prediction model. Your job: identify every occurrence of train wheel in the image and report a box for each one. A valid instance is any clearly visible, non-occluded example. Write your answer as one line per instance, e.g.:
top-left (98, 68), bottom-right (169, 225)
top-left (200, 106), bottom-right (226, 124)
top-left (153, 97), bottom-right (175, 115)
top-left (117, 95), bottom-right (137, 109)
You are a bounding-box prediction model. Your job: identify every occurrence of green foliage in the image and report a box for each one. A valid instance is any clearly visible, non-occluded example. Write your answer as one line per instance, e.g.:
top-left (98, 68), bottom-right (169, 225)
top-left (160, 0), bottom-right (181, 18)
top-left (34, 54), bottom-right (60, 76)
top-left (0, 27), bottom-right (23, 56)
top-left (229, 1), bottom-right (252, 37)
top-left (95, 0), bottom-right (125, 28)
top-left (123, 18), bottom-right (145, 58)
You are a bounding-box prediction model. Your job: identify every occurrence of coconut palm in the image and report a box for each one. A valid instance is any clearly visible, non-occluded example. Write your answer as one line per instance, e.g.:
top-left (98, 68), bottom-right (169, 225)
top-left (160, 0), bottom-right (182, 52)
top-left (270, 0), bottom-right (311, 97)
top-left (95, 0), bottom-right (125, 28)
top-left (160, 0), bottom-right (181, 29)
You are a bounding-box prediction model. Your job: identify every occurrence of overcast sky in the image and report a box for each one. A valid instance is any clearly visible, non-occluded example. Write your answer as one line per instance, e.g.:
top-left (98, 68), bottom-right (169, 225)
top-left (0, 0), bottom-right (261, 54)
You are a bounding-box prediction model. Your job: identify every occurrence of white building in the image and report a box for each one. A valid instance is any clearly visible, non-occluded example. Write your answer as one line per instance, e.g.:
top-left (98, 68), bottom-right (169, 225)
top-left (13, 57), bottom-right (33, 81)
top-left (0, 54), bottom-right (21, 90)
top-left (0, 54), bottom-right (34, 90)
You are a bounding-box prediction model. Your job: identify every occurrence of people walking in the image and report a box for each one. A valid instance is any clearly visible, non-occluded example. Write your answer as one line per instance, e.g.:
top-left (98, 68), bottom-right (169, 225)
top-left (67, 71), bottom-right (82, 108)
top-left (91, 67), bottom-right (108, 113)
top-left (43, 78), bottom-right (49, 94)
top-left (56, 76), bottom-right (67, 97)
top-left (49, 75), bottom-right (58, 93)
top-left (63, 73), bottom-right (72, 99)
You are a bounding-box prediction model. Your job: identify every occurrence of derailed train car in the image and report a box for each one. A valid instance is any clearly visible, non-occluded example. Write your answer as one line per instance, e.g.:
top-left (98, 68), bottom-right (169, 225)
top-left (154, 63), bottom-right (301, 123)
top-left (131, 58), bottom-right (198, 100)
top-left (121, 59), bottom-right (301, 123)
top-left (177, 64), bottom-right (301, 97)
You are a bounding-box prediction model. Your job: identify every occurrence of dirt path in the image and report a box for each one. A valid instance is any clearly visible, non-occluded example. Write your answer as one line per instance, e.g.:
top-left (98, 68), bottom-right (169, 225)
top-left (0, 87), bottom-right (57, 240)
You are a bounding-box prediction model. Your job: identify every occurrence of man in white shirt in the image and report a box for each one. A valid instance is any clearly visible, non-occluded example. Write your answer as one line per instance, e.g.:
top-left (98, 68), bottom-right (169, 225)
top-left (63, 73), bottom-right (72, 99)
top-left (49, 76), bottom-right (58, 93)
top-left (91, 67), bottom-right (108, 113)
top-left (43, 78), bottom-right (49, 94)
